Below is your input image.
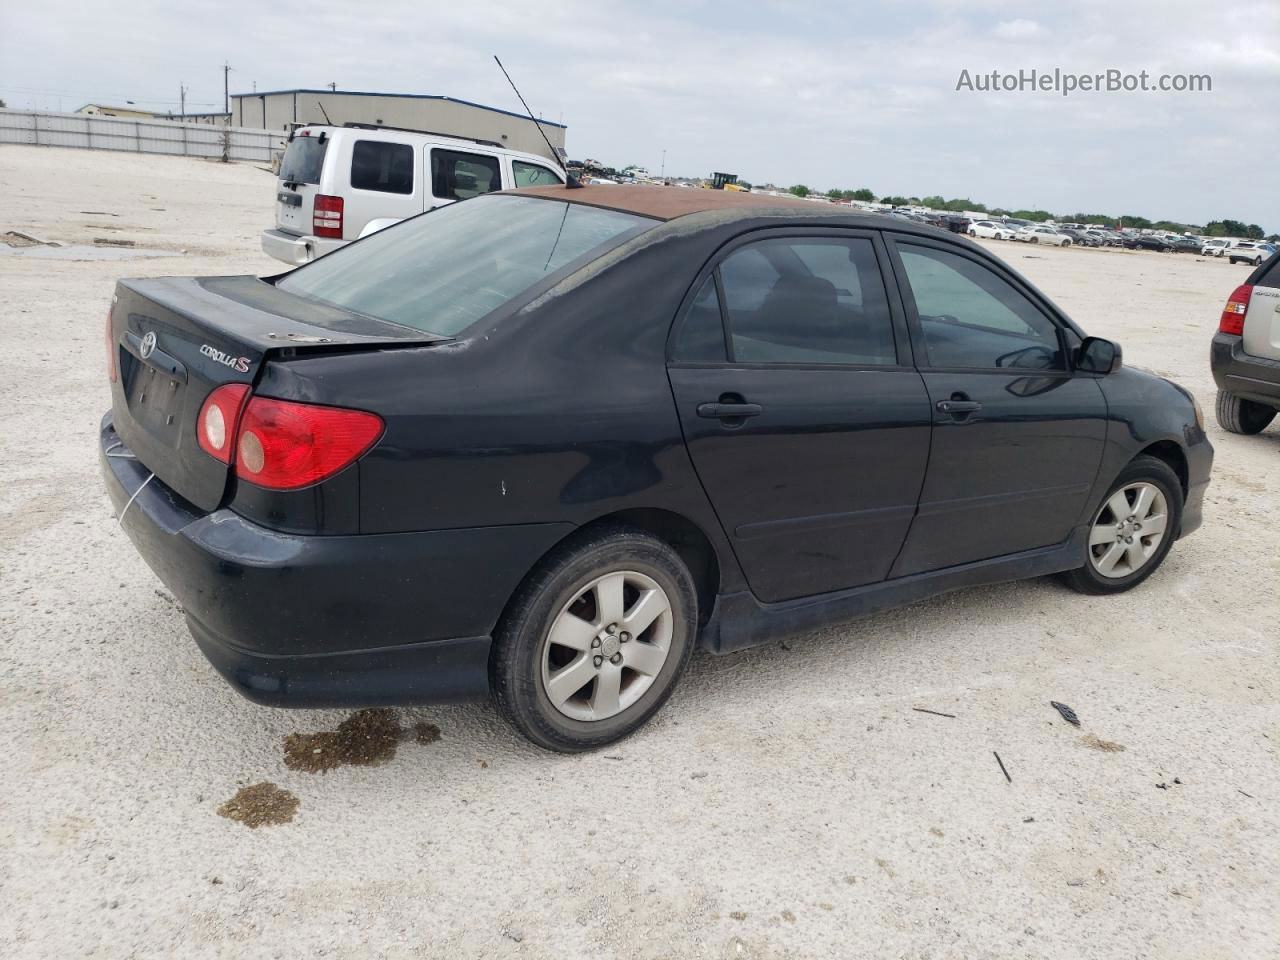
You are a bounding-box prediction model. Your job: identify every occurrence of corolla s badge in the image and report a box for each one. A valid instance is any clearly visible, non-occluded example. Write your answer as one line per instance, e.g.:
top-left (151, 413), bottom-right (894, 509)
top-left (139, 331), bottom-right (157, 360)
top-left (200, 343), bottom-right (252, 373)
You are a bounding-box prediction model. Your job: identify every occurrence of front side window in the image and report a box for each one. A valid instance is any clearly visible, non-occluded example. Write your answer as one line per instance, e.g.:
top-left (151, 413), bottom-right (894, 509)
top-left (350, 140), bottom-right (414, 194)
top-left (512, 160), bottom-right (562, 187)
top-left (897, 243), bottom-right (1063, 370)
top-left (277, 195), bottom-right (654, 336)
top-left (716, 237), bottom-right (897, 365)
top-left (431, 149), bottom-right (501, 201)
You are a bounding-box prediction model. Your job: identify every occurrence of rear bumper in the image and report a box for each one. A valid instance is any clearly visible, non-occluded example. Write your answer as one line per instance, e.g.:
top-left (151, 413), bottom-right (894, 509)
top-left (260, 228), bottom-right (345, 266)
top-left (100, 413), bottom-right (573, 707)
top-left (1211, 334), bottom-right (1280, 407)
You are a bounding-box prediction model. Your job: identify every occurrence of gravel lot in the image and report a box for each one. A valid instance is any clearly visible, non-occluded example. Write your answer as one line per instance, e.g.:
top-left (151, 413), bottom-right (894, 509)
top-left (2, 145), bottom-right (1277, 959)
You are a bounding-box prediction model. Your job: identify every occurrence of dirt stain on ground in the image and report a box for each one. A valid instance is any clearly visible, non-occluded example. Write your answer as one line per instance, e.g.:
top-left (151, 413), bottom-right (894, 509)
top-left (413, 722), bottom-right (442, 745)
top-left (1080, 734), bottom-right (1127, 753)
top-left (284, 708), bottom-right (404, 773)
top-left (217, 783), bottom-right (299, 828)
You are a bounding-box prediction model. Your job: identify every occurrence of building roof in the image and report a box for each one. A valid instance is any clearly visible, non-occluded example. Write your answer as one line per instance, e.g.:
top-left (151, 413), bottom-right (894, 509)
top-left (508, 183), bottom-right (830, 221)
top-left (229, 89), bottom-right (566, 128)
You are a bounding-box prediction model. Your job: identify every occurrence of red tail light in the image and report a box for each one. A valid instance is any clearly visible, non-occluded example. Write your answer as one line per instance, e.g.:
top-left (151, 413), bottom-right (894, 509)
top-left (197, 384), bottom-right (251, 463)
top-left (313, 194), bottom-right (344, 239)
top-left (234, 396), bottom-right (383, 490)
top-left (1219, 284), bottom-right (1252, 336)
top-left (106, 308), bottom-right (117, 382)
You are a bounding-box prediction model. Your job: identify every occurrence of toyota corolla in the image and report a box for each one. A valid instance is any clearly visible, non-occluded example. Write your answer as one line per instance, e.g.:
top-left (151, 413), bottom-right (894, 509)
top-left (101, 185), bottom-right (1212, 751)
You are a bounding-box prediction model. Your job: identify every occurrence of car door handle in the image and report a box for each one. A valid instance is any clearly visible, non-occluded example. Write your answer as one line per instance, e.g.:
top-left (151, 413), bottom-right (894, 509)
top-left (937, 399), bottom-right (982, 414)
top-left (697, 402), bottom-right (763, 420)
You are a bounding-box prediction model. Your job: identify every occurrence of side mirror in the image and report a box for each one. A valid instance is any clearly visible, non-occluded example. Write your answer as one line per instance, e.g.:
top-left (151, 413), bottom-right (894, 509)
top-left (1076, 336), bottom-right (1122, 375)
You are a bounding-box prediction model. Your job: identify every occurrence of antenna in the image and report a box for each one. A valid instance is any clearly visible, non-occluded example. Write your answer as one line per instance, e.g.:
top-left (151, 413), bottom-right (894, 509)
top-left (317, 101), bottom-right (333, 125)
top-left (494, 55), bottom-right (580, 189)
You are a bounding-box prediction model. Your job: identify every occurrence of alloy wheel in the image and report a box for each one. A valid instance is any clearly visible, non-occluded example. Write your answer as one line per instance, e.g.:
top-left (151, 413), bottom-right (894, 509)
top-left (1087, 482), bottom-right (1169, 579)
top-left (540, 570), bottom-right (674, 721)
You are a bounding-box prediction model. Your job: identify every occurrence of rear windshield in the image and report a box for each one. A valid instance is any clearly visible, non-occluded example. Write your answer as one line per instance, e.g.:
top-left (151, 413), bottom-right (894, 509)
top-left (279, 135), bottom-right (328, 184)
top-left (276, 195), bottom-right (655, 336)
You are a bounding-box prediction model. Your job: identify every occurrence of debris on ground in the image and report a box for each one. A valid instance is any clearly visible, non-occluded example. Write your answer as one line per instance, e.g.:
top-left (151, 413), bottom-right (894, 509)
top-left (411, 721), bottom-right (441, 745)
top-left (4, 230), bottom-right (53, 247)
top-left (1050, 701), bottom-right (1081, 726)
top-left (690, 771), bottom-right (708, 780)
top-left (1080, 734), bottom-right (1125, 752)
top-left (503, 926), bottom-right (524, 943)
top-left (1156, 778), bottom-right (1183, 790)
top-left (216, 782), bottom-right (299, 828)
top-left (79, 210), bottom-right (119, 216)
top-left (1022, 816), bottom-right (1036, 823)
top-left (283, 708), bottom-right (403, 773)
top-left (994, 751), bottom-right (1012, 783)
top-left (912, 707), bottom-right (956, 719)
top-left (729, 911), bottom-right (747, 921)
top-left (1066, 878), bottom-right (1086, 887)
top-left (93, 237), bottom-right (136, 247)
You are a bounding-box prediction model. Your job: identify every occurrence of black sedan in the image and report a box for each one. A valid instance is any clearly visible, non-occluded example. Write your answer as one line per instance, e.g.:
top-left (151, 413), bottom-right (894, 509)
top-left (1124, 235), bottom-right (1173, 252)
top-left (101, 186), bottom-right (1213, 751)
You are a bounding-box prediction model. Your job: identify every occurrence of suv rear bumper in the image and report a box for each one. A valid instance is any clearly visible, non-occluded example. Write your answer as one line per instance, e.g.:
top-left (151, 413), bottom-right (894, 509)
top-left (1211, 333), bottom-right (1280, 408)
top-left (100, 413), bottom-right (573, 707)
top-left (260, 228), bottom-right (345, 266)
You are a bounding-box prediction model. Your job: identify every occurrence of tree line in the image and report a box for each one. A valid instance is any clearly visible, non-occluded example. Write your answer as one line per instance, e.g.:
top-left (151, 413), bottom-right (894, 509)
top-left (786, 186), bottom-right (1273, 240)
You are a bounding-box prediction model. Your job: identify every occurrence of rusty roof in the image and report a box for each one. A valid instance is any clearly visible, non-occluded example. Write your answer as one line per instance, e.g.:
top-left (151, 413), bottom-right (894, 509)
top-left (506, 183), bottom-right (827, 221)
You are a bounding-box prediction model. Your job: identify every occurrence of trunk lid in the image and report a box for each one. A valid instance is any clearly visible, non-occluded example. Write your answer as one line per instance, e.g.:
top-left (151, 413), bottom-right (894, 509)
top-left (1242, 273), bottom-right (1280, 362)
top-left (108, 275), bottom-right (445, 512)
top-left (275, 131), bottom-right (329, 235)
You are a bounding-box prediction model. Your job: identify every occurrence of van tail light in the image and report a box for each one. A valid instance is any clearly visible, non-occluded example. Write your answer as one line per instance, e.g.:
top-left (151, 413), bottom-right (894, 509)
top-left (234, 397), bottom-right (383, 490)
top-left (1219, 284), bottom-right (1252, 336)
top-left (106, 308), bottom-right (117, 382)
top-left (197, 384), bottom-right (251, 463)
top-left (313, 194), bottom-right (344, 239)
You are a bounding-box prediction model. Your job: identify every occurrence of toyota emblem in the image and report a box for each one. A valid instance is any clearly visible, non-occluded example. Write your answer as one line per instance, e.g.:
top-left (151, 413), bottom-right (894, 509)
top-left (139, 331), bottom-right (157, 360)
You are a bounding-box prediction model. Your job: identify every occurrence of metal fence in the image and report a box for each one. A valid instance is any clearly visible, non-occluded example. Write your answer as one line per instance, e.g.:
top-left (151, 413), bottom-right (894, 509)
top-left (0, 108), bottom-right (284, 164)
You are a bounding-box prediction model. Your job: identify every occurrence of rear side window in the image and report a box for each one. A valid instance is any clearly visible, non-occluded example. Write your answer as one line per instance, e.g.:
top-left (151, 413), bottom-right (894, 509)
top-left (672, 277), bottom-right (726, 362)
top-left (279, 135), bottom-right (327, 184)
top-left (897, 243), bottom-right (1063, 370)
top-left (432, 149), bottom-right (501, 201)
top-left (1254, 254), bottom-right (1280, 289)
top-left (512, 160), bottom-right (562, 187)
top-left (351, 140), bottom-right (414, 194)
top-left (716, 237), bottom-right (898, 365)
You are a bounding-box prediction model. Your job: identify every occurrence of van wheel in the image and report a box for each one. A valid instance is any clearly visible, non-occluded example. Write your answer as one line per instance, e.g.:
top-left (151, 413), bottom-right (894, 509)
top-left (1060, 455), bottom-right (1182, 596)
top-left (490, 527), bottom-right (697, 752)
top-left (1215, 390), bottom-right (1276, 435)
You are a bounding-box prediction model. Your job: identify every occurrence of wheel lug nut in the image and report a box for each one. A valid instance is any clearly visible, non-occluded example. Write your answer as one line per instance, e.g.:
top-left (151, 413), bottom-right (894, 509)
top-left (607, 623), bottom-right (618, 633)
top-left (610, 653), bottom-right (622, 664)
top-left (591, 637), bottom-right (601, 648)
top-left (620, 632), bottom-right (631, 642)
top-left (593, 656), bottom-right (603, 668)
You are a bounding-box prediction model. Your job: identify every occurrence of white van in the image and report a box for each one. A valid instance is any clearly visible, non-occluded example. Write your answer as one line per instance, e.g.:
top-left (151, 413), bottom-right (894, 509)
top-left (261, 124), bottom-right (566, 265)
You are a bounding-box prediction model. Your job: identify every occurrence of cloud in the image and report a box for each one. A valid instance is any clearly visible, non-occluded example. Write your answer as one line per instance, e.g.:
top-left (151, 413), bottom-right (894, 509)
top-left (993, 18), bottom-right (1046, 40)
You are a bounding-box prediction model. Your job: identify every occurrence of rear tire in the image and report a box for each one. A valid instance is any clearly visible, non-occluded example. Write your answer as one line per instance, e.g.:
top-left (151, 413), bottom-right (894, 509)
top-left (490, 527), bottom-right (698, 752)
top-left (1060, 455), bottom-right (1183, 595)
top-left (1215, 390), bottom-right (1276, 435)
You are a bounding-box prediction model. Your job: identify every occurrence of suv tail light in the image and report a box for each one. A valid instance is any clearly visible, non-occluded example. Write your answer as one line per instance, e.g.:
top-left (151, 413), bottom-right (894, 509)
top-left (234, 396), bottom-right (383, 490)
top-left (106, 308), bottom-right (117, 382)
top-left (313, 194), bottom-right (344, 239)
top-left (197, 384), bottom-right (251, 463)
top-left (1219, 284), bottom-right (1252, 336)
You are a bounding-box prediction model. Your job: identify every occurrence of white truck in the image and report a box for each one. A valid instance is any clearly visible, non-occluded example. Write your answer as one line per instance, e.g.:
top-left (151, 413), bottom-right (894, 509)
top-left (262, 124), bottom-right (566, 266)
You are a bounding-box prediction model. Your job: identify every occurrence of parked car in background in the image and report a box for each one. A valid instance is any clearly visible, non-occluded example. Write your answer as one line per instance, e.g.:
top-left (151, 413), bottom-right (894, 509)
top-left (1060, 228), bottom-right (1100, 247)
top-left (1212, 252), bottom-right (1280, 434)
top-left (1170, 237), bottom-right (1203, 254)
top-left (1019, 225), bottom-right (1073, 246)
top-left (1124, 235), bottom-right (1173, 252)
top-left (969, 220), bottom-right (1015, 240)
top-left (262, 124), bottom-right (566, 265)
top-left (101, 185), bottom-right (1211, 751)
top-left (1229, 242), bottom-right (1276, 266)
top-left (1201, 238), bottom-right (1230, 258)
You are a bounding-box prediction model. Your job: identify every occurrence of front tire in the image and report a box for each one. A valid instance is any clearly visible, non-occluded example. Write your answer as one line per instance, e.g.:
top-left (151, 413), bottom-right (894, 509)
top-left (1215, 390), bottom-right (1276, 434)
top-left (490, 527), bottom-right (698, 752)
top-left (1060, 455), bottom-right (1183, 595)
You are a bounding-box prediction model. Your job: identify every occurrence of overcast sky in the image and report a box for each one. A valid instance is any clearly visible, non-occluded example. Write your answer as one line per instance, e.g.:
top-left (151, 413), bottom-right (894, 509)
top-left (3, 1), bottom-right (1276, 228)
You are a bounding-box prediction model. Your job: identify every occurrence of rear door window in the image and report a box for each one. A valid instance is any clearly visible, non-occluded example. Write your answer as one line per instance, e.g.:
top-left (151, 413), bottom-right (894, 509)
top-left (512, 160), bottom-right (562, 187)
top-left (350, 140), bottom-right (414, 194)
top-left (432, 149), bottom-right (502, 201)
top-left (716, 237), bottom-right (898, 365)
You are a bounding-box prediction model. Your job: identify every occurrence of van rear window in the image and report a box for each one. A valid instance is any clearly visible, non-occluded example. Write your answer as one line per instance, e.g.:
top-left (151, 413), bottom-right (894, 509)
top-left (279, 135), bottom-right (327, 184)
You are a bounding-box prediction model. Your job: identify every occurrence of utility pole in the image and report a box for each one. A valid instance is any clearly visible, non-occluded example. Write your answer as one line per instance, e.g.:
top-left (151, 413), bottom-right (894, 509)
top-left (660, 148), bottom-right (666, 178)
top-left (223, 61), bottom-right (231, 114)
top-left (329, 82), bottom-right (336, 92)
top-left (179, 82), bottom-right (187, 120)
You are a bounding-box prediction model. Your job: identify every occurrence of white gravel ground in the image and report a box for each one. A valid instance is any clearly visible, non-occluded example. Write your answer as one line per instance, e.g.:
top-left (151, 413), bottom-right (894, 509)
top-left (1, 145), bottom-right (1277, 959)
